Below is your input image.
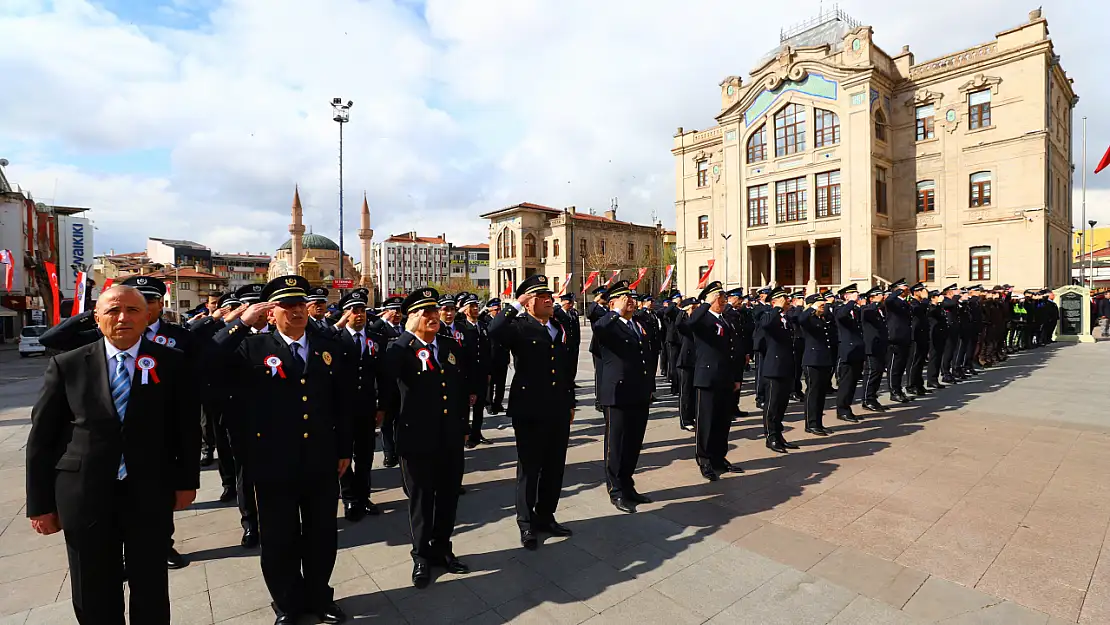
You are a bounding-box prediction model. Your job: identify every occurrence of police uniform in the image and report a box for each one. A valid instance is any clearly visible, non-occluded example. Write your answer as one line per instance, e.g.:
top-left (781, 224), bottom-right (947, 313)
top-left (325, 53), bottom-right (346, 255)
top-left (760, 287), bottom-right (797, 453)
top-left (559, 294), bottom-right (582, 383)
top-left (368, 297), bottom-right (405, 467)
top-left (940, 285), bottom-right (962, 383)
top-left (687, 282), bottom-right (746, 481)
top-left (751, 289), bottom-right (772, 409)
top-left (487, 275), bottom-right (576, 549)
top-left (926, 291), bottom-right (950, 388)
top-left (592, 281), bottom-right (654, 513)
top-left (189, 291), bottom-right (241, 505)
top-left (380, 288), bottom-right (471, 589)
top-left (665, 293), bottom-right (685, 395)
top-left (860, 288), bottom-right (889, 411)
top-left (335, 289), bottom-right (384, 521)
top-left (906, 283), bottom-right (932, 395)
top-left (586, 287), bottom-right (608, 412)
top-left (883, 280), bottom-right (913, 403)
top-left (485, 298), bottom-right (511, 414)
top-left (834, 284), bottom-right (864, 422)
top-left (458, 293), bottom-right (493, 446)
top-left (674, 298), bottom-right (698, 430)
top-left (306, 287), bottom-right (340, 337)
top-left (212, 275), bottom-right (352, 624)
top-left (797, 294), bottom-right (834, 436)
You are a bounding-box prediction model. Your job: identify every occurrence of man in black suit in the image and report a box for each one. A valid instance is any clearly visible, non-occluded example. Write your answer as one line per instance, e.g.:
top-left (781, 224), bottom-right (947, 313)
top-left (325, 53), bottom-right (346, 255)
top-left (905, 283), bottom-right (932, 396)
top-left (750, 288), bottom-right (772, 410)
top-left (940, 284), bottom-right (962, 384)
top-left (723, 289), bottom-right (752, 416)
top-left (558, 294), bottom-right (582, 383)
top-left (797, 294), bottom-right (834, 437)
top-left (674, 298), bottom-right (698, 431)
top-left (926, 290), bottom-right (950, 389)
top-left (460, 293), bottom-right (493, 447)
top-left (834, 283), bottom-right (864, 423)
top-left (759, 287), bottom-right (796, 453)
top-left (335, 288), bottom-right (385, 521)
top-left (380, 287), bottom-right (472, 588)
top-left (27, 285), bottom-right (199, 625)
top-left (860, 287), bottom-right (889, 413)
top-left (687, 281), bottom-right (745, 482)
top-left (488, 275), bottom-right (576, 550)
top-left (213, 276), bottom-right (352, 625)
top-left (368, 296), bottom-right (405, 467)
top-left (665, 292), bottom-right (684, 396)
top-left (884, 279), bottom-right (913, 404)
top-left (188, 291), bottom-right (241, 504)
top-left (484, 299), bottom-right (510, 415)
top-left (592, 281), bottom-right (654, 514)
top-left (586, 286), bottom-right (608, 412)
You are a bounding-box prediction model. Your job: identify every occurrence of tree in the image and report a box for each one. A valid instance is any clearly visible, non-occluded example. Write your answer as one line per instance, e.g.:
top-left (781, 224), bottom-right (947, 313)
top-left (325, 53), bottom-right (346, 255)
top-left (428, 277), bottom-right (490, 302)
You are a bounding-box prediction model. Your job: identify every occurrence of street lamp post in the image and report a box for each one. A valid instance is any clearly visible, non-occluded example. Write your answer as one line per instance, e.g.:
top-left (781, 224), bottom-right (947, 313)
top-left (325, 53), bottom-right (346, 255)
top-left (1090, 219), bottom-right (1098, 289)
top-left (331, 98), bottom-right (353, 288)
top-left (721, 233), bottom-right (732, 288)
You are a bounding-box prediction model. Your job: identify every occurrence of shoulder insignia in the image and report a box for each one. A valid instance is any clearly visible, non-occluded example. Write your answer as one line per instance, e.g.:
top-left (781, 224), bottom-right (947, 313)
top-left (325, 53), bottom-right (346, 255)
top-left (448, 352), bottom-right (456, 365)
top-left (322, 351), bottom-right (332, 365)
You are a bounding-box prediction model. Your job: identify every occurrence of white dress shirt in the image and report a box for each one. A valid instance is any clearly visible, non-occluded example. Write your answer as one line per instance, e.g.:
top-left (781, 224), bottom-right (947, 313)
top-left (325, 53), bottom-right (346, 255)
top-left (277, 331), bottom-right (309, 370)
top-left (414, 335), bottom-right (440, 364)
top-left (144, 319), bottom-right (162, 340)
top-left (104, 339), bottom-right (141, 383)
top-left (347, 326), bottom-right (366, 356)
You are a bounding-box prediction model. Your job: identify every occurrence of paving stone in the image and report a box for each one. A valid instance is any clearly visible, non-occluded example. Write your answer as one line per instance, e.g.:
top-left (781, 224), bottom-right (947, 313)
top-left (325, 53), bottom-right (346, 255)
top-left (706, 568), bottom-right (857, 624)
top-left (937, 599), bottom-right (1050, 624)
top-left (901, 576), bottom-right (1001, 622)
top-left (586, 587), bottom-right (704, 624)
top-left (553, 559), bottom-right (650, 613)
top-left (826, 595), bottom-right (925, 624)
top-left (170, 591), bottom-right (213, 625)
top-left (735, 523), bottom-right (838, 572)
top-left (495, 582), bottom-right (596, 625)
top-left (651, 544), bottom-right (786, 619)
top-left (808, 547), bottom-right (921, 603)
top-left (392, 579), bottom-right (490, 624)
top-left (0, 569), bottom-right (66, 617)
top-left (22, 601), bottom-right (76, 625)
top-left (207, 574), bottom-right (272, 623)
top-left (331, 575), bottom-right (405, 623)
top-left (460, 556), bottom-right (548, 608)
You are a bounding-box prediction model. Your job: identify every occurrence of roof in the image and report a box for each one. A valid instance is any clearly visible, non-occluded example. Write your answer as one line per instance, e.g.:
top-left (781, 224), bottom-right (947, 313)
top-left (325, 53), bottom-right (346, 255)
top-left (149, 237), bottom-right (210, 250)
top-left (479, 202), bottom-right (562, 219)
top-left (212, 253), bottom-right (272, 261)
top-left (121, 269), bottom-right (226, 281)
top-left (278, 233), bottom-right (340, 252)
top-left (384, 234), bottom-right (448, 244)
top-left (457, 243), bottom-right (490, 249)
top-left (757, 9), bottom-right (860, 69)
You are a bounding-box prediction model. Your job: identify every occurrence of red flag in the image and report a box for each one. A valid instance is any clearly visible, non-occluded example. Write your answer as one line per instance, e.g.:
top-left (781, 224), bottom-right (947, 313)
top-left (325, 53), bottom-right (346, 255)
top-left (628, 267), bottom-right (649, 290)
top-left (0, 249), bottom-right (13, 291)
top-left (696, 260), bottom-right (716, 290)
top-left (582, 270), bottom-right (600, 293)
top-left (659, 265), bottom-right (675, 293)
top-left (44, 261), bottom-right (61, 326)
top-left (605, 270), bottom-right (621, 287)
top-left (556, 273), bottom-right (573, 297)
top-left (1097, 144), bottom-right (1110, 174)
top-left (103, 278), bottom-right (114, 290)
top-left (72, 271), bottom-right (88, 315)
top-left (501, 281), bottom-right (512, 298)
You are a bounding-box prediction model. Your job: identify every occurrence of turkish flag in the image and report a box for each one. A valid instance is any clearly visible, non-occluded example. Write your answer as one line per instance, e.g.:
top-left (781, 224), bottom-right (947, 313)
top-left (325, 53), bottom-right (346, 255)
top-left (696, 260), bottom-right (716, 290)
top-left (1096, 144), bottom-right (1110, 174)
top-left (605, 270), bottom-right (621, 287)
top-left (72, 271), bottom-right (88, 315)
top-left (44, 261), bottom-right (61, 326)
top-left (0, 249), bottom-right (13, 291)
top-left (582, 270), bottom-right (600, 293)
top-left (628, 267), bottom-right (649, 290)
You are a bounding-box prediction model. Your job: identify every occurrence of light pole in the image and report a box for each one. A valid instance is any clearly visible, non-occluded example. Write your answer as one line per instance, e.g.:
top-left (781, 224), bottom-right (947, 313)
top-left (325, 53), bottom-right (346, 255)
top-left (1081, 116), bottom-right (1087, 287)
top-left (331, 97), bottom-right (353, 287)
top-left (721, 233), bottom-right (732, 288)
top-left (1089, 219), bottom-right (1098, 289)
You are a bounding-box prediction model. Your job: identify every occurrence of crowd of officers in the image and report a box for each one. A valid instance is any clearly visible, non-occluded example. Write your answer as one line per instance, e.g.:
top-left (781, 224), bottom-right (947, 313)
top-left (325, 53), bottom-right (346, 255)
top-left (29, 268), bottom-right (1061, 624)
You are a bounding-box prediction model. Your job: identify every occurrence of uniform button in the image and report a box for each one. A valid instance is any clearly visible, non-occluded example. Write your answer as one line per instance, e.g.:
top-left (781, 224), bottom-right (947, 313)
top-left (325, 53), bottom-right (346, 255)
top-left (522, 386), bottom-right (526, 390)
top-left (357, 385), bottom-right (361, 390)
top-left (442, 382), bottom-right (446, 387)
top-left (443, 409), bottom-right (448, 415)
top-left (358, 366), bottom-right (362, 371)
top-left (552, 381), bottom-right (556, 386)
top-left (300, 379), bottom-right (306, 385)
top-left (303, 433), bottom-right (309, 439)
top-left (551, 369), bottom-right (556, 373)
top-left (443, 395), bottom-right (448, 400)
top-left (303, 414), bottom-right (309, 420)
top-left (302, 396), bottom-right (308, 401)
top-left (256, 432), bottom-right (261, 438)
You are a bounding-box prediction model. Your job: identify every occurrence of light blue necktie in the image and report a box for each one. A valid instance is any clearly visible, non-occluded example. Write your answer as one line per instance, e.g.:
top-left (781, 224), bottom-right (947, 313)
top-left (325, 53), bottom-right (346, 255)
top-left (110, 352), bottom-right (131, 480)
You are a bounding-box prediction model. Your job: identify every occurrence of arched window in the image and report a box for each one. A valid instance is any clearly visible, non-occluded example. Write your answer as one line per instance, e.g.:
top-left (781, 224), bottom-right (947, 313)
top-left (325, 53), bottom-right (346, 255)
top-left (496, 230), bottom-right (505, 258)
top-left (774, 104), bottom-right (806, 156)
top-left (510, 230), bottom-right (517, 257)
top-left (916, 180), bottom-right (936, 213)
top-left (524, 233), bottom-right (536, 257)
top-left (747, 125), bottom-right (767, 163)
top-left (814, 109), bottom-right (840, 147)
top-left (874, 108), bottom-right (888, 141)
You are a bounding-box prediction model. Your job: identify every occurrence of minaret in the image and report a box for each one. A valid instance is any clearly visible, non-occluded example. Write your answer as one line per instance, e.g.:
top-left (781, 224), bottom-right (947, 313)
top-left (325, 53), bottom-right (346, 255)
top-left (357, 193), bottom-right (375, 304)
top-left (289, 185), bottom-right (305, 274)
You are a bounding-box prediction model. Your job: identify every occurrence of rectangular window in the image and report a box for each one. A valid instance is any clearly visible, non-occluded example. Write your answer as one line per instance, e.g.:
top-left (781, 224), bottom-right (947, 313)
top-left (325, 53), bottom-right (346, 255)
top-left (917, 250), bottom-right (936, 282)
top-left (915, 104), bottom-right (935, 140)
top-left (599, 239), bottom-right (606, 254)
top-left (970, 171), bottom-right (992, 207)
top-left (775, 176), bottom-right (807, 223)
top-left (916, 180), bottom-right (936, 213)
top-left (970, 246), bottom-right (991, 280)
top-left (627, 242), bottom-right (635, 261)
top-left (696, 159), bottom-right (709, 187)
top-left (542, 240), bottom-right (548, 258)
top-left (774, 104), bottom-right (806, 157)
top-left (553, 239), bottom-right (560, 257)
top-left (747, 185), bottom-right (769, 227)
top-left (969, 90), bottom-right (991, 129)
top-left (697, 215), bottom-right (709, 239)
top-left (553, 277), bottom-right (560, 294)
top-left (815, 170), bottom-right (841, 217)
top-left (875, 167), bottom-right (888, 214)
top-left (814, 109), bottom-right (840, 148)
top-left (580, 239), bottom-right (587, 256)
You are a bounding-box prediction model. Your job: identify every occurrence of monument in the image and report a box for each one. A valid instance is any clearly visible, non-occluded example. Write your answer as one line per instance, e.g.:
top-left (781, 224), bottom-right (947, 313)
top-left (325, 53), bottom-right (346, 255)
top-left (1052, 285), bottom-right (1094, 343)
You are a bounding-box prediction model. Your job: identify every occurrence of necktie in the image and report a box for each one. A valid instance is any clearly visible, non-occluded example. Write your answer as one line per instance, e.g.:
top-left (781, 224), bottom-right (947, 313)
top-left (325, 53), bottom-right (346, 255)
top-left (355, 332), bottom-right (363, 357)
top-left (145, 327), bottom-right (154, 340)
top-left (290, 343), bottom-right (306, 373)
top-left (629, 320), bottom-right (640, 338)
top-left (110, 352), bottom-right (131, 480)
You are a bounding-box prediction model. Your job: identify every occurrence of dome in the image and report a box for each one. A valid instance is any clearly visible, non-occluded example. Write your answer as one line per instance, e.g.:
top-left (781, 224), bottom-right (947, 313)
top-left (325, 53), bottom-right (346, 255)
top-left (278, 233), bottom-right (340, 252)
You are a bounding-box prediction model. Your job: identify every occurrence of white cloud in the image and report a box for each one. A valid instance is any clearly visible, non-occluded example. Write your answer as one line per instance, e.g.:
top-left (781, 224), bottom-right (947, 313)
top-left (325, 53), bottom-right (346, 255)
top-left (1, 0), bottom-right (1108, 263)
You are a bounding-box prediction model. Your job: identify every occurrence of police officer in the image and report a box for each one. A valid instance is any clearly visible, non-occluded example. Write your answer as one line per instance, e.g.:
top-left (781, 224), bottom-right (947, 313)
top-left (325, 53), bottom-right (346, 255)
top-left (189, 291), bottom-right (241, 503)
top-left (926, 290), bottom-right (949, 389)
top-left (213, 275), bottom-right (352, 625)
top-left (381, 287), bottom-right (472, 589)
top-left (665, 292), bottom-right (685, 396)
top-left (797, 293), bottom-right (834, 436)
top-left (761, 287), bottom-right (797, 452)
top-left (940, 284), bottom-right (962, 383)
top-left (593, 281), bottom-right (654, 513)
top-left (488, 275), bottom-right (576, 550)
top-left (335, 288), bottom-right (384, 521)
top-left (306, 287), bottom-right (340, 337)
top-left (558, 294), bottom-right (582, 383)
top-left (906, 283), bottom-right (932, 396)
top-left (687, 281), bottom-right (745, 481)
top-left (884, 279), bottom-right (913, 404)
top-left (788, 290), bottom-right (807, 402)
top-left (367, 296), bottom-right (404, 468)
top-left (587, 286), bottom-right (609, 412)
top-left (675, 297), bottom-right (698, 431)
top-left (834, 283), bottom-right (864, 423)
top-left (860, 287), bottom-right (888, 412)
top-left (459, 293), bottom-right (493, 447)
top-left (751, 287), bottom-right (772, 410)
top-left (724, 289), bottom-right (753, 416)
top-left (484, 299), bottom-right (510, 415)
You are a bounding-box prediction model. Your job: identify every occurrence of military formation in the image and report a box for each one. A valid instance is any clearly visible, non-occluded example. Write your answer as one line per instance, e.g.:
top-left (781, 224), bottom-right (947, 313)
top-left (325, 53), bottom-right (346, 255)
top-left (24, 268), bottom-right (1061, 625)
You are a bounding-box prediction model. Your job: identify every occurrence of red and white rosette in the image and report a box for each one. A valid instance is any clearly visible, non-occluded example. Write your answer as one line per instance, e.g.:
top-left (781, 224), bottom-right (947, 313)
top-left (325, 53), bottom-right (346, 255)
top-left (153, 335), bottom-right (168, 345)
top-left (416, 347), bottom-right (434, 372)
top-left (264, 355), bottom-right (286, 378)
top-left (453, 330), bottom-right (463, 343)
top-left (367, 338), bottom-right (377, 356)
top-left (136, 355), bottom-right (160, 385)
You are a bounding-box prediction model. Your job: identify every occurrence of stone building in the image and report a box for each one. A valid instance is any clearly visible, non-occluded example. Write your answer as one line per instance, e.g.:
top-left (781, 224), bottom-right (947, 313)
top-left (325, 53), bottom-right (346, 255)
top-left (673, 8), bottom-right (1076, 293)
top-left (480, 202), bottom-right (669, 299)
top-left (372, 232), bottom-right (450, 299)
top-left (268, 187), bottom-right (361, 304)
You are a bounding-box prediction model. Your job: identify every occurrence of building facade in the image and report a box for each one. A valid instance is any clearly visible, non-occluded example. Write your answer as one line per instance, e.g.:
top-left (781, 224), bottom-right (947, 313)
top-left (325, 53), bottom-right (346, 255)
top-left (211, 253), bottom-right (270, 291)
top-left (673, 8), bottom-right (1075, 294)
top-left (373, 232), bottom-right (450, 298)
top-left (480, 203), bottom-right (669, 299)
top-left (271, 188), bottom-right (362, 304)
top-left (449, 244), bottom-right (491, 290)
top-left (147, 238), bottom-right (212, 272)
top-left (117, 268), bottom-right (227, 321)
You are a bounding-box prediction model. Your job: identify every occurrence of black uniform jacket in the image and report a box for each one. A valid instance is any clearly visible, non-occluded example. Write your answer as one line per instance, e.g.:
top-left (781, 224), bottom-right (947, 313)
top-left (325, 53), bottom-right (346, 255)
top-left (460, 317), bottom-right (492, 397)
top-left (928, 303), bottom-right (949, 346)
top-left (797, 308), bottom-right (835, 368)
top-left (593, 311), bottom-right (654, 406)
top-left (862, 304), bottom-right (889, 356)
top-left (759, 306), bottom-right (796, 378)
top-left (910, 299), bottom-right (930, 343)
top-left (688, 303), bottom-right (745, 389)
top-left (335, 326), bottom-right (385, 414)
top-left (487, 306), bottom-right (576, 419)
top-left (724, 306), bottom-right (755, 357)
top-left (380, 332), bottom-right (469, 456)
top-left (27, 338), bottom-right (200, 524)
top-left (835, 301), bottom-right (865, 362)
top-left (559, 307), bottom-right (582, 353)
top-left (438, 321), bottom-right (477, 388)
top-left (676, 310), bottom-right (697, 369)
top-left (885, 293), bottom-right (913, 344)
top-left (213, 319), bottom-right (354, 482)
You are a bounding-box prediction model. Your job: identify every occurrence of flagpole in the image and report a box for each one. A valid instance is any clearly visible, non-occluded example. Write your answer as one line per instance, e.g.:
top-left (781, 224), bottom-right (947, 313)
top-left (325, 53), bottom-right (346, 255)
top-left (1082, 116), bottom-right (1087, 288)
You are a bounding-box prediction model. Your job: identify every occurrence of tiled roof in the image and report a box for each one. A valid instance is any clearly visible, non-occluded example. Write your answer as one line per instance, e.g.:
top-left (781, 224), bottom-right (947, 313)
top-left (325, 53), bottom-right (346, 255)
top-left (123, 269), bottom-right (226, 281)
top-left (384, 234), bottom-right (447, 244)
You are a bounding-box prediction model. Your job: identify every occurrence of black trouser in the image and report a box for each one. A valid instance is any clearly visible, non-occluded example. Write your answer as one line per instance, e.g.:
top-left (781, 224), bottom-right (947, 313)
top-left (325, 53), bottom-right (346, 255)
top-left (570, 348), bottom-right (581, 382)
top-left (592, 355), bottom-right (603, 406)
top-left (763, 377), bottom-right (790, 437)
top-left (381, 409), bottom-right (398, 459)
top-left (339, 415), bottom-right (374, 506)
top-left (201, 407), bottom-right (217, 454)
top-left (754, 352), bottom-right (767, 403)
top-left (955, 336), bottom-right (970, 371)
top-left (888, 341), bottom-right (910, 394)
top-left (732, 365), bottom-right (745, 412)
top-left (927, 339), bottom-right (945, 384)
top-left (399, 448), bottom-right (463, 564)
top-left (941, 336), bottom-right (959, 378)
top-left (65, 480), bottom-right (171, 625)
top-left (863, 353), bottom-right (884, 401)
top-left (668, 345), bottom-right (681, 394)
top-left (488, 357), bottom-right (508, 407)
top-left (678, 367), bottom-right (695, 427)
top-left (512, 415), bottom-right (571, 531)
top-left (695, 385), bottom-right (732, 468)
top-left (603, 404), bottom-right (648, 499)
top-left (237, 462), bottom-right (257, 531)
top-left (803, 366), bottom-right (829, 430)
top-left (660, 342), bottom-right (670, 377)
top-left (214, 419), bottom-right (236, 488)
top-left (835, 359), bottom-right (861, 415)
top-left (468, 403), bottom-right (485, 441)
top-left (792, 342), bottom-right (804, 395)
top-left (960, 331), bottom-right (978, 368)
top-left (254, 473), bottom-right (338, 616)
top-left (908, 337), bottom-right (928, 389)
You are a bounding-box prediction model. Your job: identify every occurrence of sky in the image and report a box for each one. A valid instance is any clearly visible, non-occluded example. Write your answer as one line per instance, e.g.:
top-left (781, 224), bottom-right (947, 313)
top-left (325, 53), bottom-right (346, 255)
top-left (2, 0), bottom-right (1108, 260)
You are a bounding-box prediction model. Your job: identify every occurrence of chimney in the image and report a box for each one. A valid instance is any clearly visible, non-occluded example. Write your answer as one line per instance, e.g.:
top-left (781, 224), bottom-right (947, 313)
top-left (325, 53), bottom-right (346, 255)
top-left (568, 206), bottom-right (576, 215)
top-left (604, 209), bottom-right (615, 220)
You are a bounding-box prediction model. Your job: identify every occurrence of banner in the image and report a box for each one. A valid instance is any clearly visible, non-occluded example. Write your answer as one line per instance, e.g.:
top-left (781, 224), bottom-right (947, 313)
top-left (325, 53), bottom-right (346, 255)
top-left (605, 269), bottom-right (621, 287)
top-left (71, 271), bottom-right (88, 315)
top-left (628, 267), bottom-right (649, 290)
top-left (556, 273), bottom-right (573, 297)
top-left (103, 278), bottom-right (114, 290)
top-left (501, 281), bottom-right (512, 298)
top-left (659, 264), bottom-right (675, 293)
top-left (582, 270), bottom-right (600, 293)
top-left (696, 259), bottom-right (716, 290)
top-left (44, 261), bottom-right (61, 326)
top-left (0, 250), bottom-right (13, 292)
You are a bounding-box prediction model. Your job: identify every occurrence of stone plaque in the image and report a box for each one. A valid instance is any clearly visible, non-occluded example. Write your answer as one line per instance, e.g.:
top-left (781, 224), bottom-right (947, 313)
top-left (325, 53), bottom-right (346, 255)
top-left (1058, 292), bottom-right (1083, 336)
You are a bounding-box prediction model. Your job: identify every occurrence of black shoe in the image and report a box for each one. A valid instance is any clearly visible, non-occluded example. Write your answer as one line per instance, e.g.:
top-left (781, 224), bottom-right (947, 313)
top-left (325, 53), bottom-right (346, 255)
top-left (315, 602), bottom-right (347, 624)
top-left (681, 423), bottom-right (695, 432)
top-left (733, 409), bottom-right (747, 418)
top-left (790, 392), bottom-right (805, 402)
top-left (805, 427), bottom-right (829, 436)
top-left (766, 436), bottom-right (787, 454)
top-left (344, 502), bottom-right (366, 522)
top-left (219, 486), bottom-right (236, 502)
top-left (465, 439), bottom-right (478, 449)
top-left (837, 413), bottom-right (860, 423)
top-left (611, 497), bottom-right (637, 514)
top-left (625, 491), bottom-right (653, 504)
top-left (200, 450), bottom-right (214, 467)
top-left (383, 454), bottom-right (399, 468)
top-left (242, 528), bottom-right (259, 549)
top-left (412, 561), bottom-right (431, 588)
top-left (364, 501), bottom-right (381, 516)
top-left (486, 405), bottom-right (501, 415)
top-left (458, 485), bottom-right (467, 495)
top-left (905, 387), bottom-right (921, 397)
top-left (720, 461), bottom-right (744, 474)
top-left (540, 520), bottom-right (573, 537)
top-left (779, 436), bottom-right (799, 450)
top-left (755, 400), bottom-right (766, 410)
top-left (862, 400), bottom-right (883, 412)
top-left (443, 553), bottom-right (470, 574)
top-left (275, 614), bottom-right (297, 625)
top-left (890, 393), bottom-right (911, 404)
top-left (927, 381), bottom-right (946, 389)
top-left (521, 530), bottom-right (538, 550)
top-left (478, 436), bottom-right (494, 445)
top-left (594, 403), bottom-right (604, 412)
top-left (699, 464), bottom-right (719, 482)
top-left (166, 547), bottom-right (186, 570)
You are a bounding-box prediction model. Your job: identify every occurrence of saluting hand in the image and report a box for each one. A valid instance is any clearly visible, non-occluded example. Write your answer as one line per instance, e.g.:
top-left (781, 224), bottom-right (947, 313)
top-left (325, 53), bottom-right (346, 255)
top-left (173, 490), bottom-right (197, 511)
top-left (240, 302), bottom-right (278, 326)
top-left (30, 513), bottom-right (60, 536)
top-left (469, 394), bottom-right (477, 407)
top-left (518, 293), bottom-right (534, 308)
top-left (338, 458), bottom-right (351, 477)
